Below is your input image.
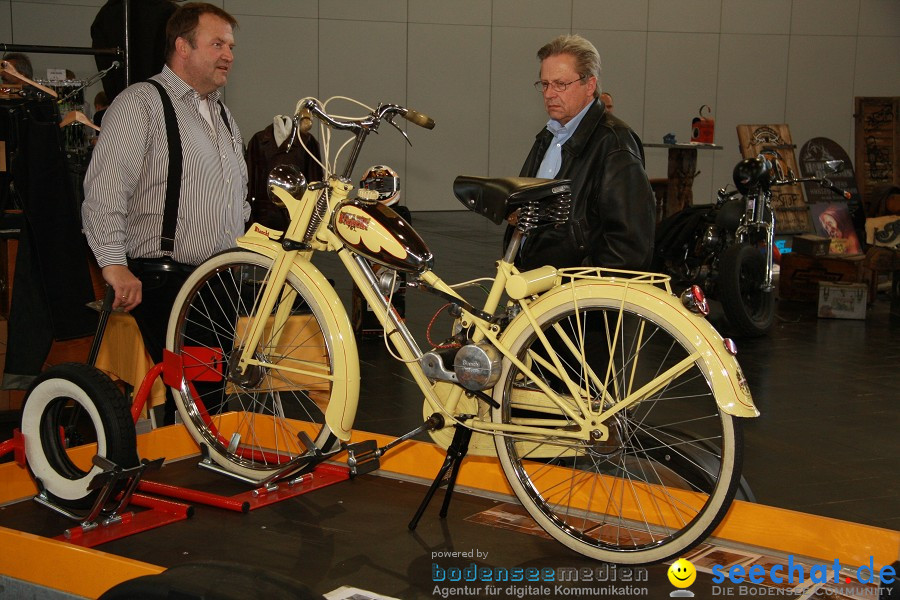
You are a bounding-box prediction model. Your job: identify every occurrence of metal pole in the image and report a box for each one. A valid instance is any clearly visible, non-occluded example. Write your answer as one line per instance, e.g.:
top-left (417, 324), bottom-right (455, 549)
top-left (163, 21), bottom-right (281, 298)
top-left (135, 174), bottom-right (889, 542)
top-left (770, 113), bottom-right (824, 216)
top-left (0, 43), bottom-right (120, 57)
top-left (123, 0), bottom-right (130, 86)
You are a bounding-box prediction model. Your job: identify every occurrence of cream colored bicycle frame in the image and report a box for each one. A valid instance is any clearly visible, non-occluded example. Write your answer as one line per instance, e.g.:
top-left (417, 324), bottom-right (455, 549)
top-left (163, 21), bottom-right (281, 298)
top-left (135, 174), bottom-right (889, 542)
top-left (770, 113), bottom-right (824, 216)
top-left (232, 176), bottom-right (758, 454)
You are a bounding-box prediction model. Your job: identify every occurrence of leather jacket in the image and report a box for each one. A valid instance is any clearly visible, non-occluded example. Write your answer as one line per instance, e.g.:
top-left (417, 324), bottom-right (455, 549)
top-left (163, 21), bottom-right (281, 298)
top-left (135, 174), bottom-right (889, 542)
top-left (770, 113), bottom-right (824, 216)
top-left (513, 99), bottom-right (655, 271)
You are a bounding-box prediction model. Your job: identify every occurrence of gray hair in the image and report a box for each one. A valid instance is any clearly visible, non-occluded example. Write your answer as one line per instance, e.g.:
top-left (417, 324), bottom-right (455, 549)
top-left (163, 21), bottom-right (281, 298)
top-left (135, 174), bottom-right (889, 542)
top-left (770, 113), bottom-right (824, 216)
top-left (537, 34), bottom-right (601, 98)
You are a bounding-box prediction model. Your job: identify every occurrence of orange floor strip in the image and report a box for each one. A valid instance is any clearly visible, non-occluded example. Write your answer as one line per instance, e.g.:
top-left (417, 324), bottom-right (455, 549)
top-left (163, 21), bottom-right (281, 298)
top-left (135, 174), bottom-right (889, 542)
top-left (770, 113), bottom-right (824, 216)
top-left (352, 430), bottom-right (900, 569)
top-left (0, 526), bottom-right (164, 598)
top-left (1, 425), bottom-right (897, 599)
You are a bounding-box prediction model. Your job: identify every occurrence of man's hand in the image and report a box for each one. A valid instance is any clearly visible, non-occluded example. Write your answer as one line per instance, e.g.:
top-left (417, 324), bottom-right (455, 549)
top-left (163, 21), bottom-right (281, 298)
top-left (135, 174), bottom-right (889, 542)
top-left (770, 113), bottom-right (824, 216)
top-left (102, 264), bottom-right (142, 311)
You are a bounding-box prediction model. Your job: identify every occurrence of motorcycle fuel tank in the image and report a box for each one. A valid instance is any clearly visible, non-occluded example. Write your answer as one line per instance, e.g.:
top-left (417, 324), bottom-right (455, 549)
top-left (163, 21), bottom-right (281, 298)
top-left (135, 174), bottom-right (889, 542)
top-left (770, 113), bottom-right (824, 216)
top-left (333, 199), bottom-right (434, 273)
top-left (715, 198), bottom-right (744, 231)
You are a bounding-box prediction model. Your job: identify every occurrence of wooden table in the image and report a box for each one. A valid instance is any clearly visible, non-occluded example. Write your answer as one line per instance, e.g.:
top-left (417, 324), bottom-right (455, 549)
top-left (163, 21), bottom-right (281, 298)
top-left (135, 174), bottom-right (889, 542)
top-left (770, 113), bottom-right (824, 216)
top-left (645, 142), bottom-right (723, 220)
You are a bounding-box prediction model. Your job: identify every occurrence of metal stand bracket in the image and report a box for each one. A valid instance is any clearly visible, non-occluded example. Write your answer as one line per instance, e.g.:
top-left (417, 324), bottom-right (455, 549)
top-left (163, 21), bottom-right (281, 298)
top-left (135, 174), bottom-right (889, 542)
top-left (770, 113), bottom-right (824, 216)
top-left (408, 424), bottom-right (472, 530)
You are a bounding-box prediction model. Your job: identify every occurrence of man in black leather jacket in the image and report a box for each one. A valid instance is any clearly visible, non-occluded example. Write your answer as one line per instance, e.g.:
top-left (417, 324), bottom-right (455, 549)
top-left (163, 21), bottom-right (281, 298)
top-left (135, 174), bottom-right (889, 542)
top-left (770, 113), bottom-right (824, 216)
top-left (513, 34), bottom-right (655, 272)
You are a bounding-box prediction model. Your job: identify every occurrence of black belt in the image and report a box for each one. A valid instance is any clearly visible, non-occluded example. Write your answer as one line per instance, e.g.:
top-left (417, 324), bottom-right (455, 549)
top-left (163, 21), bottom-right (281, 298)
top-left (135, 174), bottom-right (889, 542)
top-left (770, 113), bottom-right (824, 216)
top-left (127, 257), bottom-right (195, 275)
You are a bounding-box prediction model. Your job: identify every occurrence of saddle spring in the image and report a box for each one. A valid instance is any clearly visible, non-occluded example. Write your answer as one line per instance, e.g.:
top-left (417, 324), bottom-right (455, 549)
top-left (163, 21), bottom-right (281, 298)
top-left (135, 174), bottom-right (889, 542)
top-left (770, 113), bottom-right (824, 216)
top-left (517, 191), bottom-right (573, 232)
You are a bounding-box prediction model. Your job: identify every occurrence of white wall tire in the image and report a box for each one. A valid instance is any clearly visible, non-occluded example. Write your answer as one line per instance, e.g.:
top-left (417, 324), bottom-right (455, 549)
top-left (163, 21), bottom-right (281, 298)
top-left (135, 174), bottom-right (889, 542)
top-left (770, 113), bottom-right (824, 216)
top-left (21, 363), bottom-right (137, 508)
top-left (493, 294), bottom-right (742, 564)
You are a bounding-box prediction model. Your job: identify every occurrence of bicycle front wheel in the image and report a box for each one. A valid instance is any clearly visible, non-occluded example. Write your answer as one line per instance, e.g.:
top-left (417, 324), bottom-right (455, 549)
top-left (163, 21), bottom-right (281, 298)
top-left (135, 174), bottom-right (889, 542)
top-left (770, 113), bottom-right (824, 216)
top-left (494, 296), bottom-right (742, 564)
top-left (167, 250), bottom-right (347, 482)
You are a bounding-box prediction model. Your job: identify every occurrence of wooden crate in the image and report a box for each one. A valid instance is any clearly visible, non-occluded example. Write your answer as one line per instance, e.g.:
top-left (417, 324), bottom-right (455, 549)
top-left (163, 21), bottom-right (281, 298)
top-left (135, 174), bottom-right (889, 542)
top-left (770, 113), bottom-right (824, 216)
top-left (818, 282), bottom-right (867, 320)
top-left (791, 234), bottom-right (830, 257)
top-left (736, 124), bottom-right (810, 235)
top-left (854, 97), bottom-right (900, 206)
top-left (779, 253), bottom-right (872, 302)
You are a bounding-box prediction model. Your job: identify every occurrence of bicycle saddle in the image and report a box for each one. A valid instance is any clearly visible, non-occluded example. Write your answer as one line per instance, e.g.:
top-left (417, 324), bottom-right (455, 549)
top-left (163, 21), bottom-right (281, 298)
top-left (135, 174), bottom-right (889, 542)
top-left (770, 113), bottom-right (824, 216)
top-left (453, 176), bottom-right (572, 225)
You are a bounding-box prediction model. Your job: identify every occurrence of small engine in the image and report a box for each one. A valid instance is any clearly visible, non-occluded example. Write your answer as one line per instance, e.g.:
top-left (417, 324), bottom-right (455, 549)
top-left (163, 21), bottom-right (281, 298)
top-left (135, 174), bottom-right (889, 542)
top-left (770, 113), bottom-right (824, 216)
top-left (454, 342), bottom-right (502, 391)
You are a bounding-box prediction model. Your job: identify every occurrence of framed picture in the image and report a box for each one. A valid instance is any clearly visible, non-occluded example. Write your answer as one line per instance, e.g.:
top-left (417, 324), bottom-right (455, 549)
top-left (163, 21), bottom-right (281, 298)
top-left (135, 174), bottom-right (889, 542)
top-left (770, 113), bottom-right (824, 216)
top-left (809, 201), bottom-right (862, 255)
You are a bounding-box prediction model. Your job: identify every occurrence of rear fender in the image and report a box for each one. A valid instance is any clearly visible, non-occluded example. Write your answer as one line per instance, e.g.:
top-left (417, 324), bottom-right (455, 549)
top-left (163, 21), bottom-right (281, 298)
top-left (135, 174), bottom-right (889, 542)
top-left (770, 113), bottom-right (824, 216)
top-left (498, 278), bottom-right (758, 418)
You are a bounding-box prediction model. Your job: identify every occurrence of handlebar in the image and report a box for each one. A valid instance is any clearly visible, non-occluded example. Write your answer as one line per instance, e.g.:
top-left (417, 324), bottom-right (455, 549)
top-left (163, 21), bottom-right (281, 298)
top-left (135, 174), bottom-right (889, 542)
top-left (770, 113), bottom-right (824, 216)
top-left (717, 187), bottom-right (741, 203)
top-left (297, 98), bottom-right (435, 135)
top-left (292, 98), bottom-right (435, 179)
top-left (772, 175), bottom-right (852, 200)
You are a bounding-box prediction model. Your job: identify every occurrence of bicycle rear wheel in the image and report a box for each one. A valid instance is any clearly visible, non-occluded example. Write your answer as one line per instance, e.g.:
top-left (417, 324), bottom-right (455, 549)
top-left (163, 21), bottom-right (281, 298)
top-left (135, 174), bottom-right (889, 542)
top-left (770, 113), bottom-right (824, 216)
top-left (494, 296), bottom-right (742, 564)
top-left (166, 250), bottom-right (345, 482)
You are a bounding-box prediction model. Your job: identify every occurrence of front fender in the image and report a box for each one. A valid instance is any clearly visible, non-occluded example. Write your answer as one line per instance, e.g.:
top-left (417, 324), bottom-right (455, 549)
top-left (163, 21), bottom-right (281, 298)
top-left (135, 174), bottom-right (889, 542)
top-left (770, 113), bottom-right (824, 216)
top-left (499, 278), bottom-right (758, 418)
top-left (236, 236), bottom-right (361, 440)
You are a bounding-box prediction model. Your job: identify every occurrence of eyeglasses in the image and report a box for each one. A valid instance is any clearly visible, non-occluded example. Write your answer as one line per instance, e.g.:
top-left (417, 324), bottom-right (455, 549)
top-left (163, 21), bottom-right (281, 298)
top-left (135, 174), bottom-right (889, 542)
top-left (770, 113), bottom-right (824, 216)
top-left (533, 75), bottom-right (585, 93)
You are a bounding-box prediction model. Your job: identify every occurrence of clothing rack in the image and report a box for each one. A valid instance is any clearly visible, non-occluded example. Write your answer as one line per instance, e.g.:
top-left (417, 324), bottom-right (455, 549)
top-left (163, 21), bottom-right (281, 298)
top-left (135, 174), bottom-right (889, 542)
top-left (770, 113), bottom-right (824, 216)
top-left (2, 0), bottom-right (135, 87)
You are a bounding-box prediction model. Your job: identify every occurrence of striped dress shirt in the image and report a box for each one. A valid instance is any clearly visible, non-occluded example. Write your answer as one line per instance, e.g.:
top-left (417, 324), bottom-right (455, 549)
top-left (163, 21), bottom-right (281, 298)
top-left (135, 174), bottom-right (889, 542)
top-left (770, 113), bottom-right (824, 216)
top-left (82, 65), bottom-right (249, 268)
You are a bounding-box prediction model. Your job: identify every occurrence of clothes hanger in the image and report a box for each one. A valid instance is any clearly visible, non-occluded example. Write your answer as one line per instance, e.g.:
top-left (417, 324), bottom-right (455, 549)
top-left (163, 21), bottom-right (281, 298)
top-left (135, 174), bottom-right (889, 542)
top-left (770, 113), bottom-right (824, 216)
top-left (59, 110), bottom-right (101, 132)
top-left (0, 61), bottom-right (58, 98)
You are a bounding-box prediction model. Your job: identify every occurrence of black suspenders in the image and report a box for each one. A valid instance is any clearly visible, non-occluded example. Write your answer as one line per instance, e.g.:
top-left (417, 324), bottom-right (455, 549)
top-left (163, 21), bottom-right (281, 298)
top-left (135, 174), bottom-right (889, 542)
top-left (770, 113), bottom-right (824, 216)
top-left (146, 79), bottom-right (234, 254)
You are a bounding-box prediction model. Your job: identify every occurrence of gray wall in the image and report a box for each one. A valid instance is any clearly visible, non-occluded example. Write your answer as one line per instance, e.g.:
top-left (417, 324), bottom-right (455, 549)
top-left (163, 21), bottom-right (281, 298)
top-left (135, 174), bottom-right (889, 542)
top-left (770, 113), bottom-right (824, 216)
top-left (3, 0), bottom-right (899, 210)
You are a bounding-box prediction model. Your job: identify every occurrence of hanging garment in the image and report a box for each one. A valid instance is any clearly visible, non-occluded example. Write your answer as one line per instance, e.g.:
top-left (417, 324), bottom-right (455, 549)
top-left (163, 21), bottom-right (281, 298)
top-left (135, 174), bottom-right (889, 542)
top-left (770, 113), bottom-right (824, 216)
top-left (2, 97), bottom-right (96, 389)
top-left (245, 123), bottom-right (324, 231)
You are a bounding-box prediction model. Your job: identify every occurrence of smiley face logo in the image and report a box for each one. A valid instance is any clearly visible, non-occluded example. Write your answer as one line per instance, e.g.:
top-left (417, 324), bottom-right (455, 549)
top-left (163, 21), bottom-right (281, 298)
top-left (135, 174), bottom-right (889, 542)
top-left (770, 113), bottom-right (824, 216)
top-left (668, 558), bottom-right (697, 589)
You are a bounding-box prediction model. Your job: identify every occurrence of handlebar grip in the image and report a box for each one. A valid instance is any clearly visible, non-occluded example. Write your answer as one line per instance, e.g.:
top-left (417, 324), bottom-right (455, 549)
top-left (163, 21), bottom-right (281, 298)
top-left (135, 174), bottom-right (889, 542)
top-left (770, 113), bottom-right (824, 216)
top-left (404, 109), bottom-right (435, 130)
top-left (820, 178), bottom-right (852, 200)
top-left (298, 107), bottom-right (313, 134)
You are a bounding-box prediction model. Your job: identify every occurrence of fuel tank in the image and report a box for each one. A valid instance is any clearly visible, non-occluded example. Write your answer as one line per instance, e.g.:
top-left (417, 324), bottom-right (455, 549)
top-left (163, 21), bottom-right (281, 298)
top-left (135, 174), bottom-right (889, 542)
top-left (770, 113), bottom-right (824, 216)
top-left (333, 199), bottom-right (434, 273)
top-left (715, 198), bottom-right (744, 231)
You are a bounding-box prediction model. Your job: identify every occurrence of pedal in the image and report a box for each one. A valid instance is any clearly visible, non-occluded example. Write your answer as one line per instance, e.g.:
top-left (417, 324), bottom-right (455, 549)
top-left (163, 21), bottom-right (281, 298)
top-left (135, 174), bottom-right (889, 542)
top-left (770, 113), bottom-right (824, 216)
top-left (346, 440), bottom-right (380, 477)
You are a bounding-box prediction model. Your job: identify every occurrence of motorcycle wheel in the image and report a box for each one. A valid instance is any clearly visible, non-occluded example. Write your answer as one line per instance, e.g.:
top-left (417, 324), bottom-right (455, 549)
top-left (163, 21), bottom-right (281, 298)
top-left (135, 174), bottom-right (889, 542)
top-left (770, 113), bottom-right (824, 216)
top-left (718, 243), bottom-right (775, 337)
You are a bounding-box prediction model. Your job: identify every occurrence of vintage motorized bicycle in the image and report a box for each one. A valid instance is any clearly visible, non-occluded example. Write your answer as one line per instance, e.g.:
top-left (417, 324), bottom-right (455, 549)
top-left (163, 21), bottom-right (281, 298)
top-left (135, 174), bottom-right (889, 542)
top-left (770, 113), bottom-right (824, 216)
top-left (20, 97), bottom-right (759, 565)
top-left (655, 156), bottom-right (850, 337)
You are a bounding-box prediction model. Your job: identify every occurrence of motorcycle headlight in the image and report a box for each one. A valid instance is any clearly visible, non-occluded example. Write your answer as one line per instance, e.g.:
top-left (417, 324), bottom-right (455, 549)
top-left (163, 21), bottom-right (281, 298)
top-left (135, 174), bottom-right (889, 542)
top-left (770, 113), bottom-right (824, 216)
top-left (360, 164), bottom-right (401, 206)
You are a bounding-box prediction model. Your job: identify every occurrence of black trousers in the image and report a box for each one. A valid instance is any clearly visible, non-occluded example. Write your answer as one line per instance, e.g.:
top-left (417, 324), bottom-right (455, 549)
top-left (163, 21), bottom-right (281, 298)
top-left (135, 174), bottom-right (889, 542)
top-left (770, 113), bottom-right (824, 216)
top-left (127, 262), bottom-right (191, 425)
top-left (128, 259), bottom-right (237, 425)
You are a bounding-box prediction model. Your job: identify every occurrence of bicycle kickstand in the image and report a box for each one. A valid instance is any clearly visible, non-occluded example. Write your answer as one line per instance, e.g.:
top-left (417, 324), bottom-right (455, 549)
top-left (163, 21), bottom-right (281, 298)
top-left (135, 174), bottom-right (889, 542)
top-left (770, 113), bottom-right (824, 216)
top-left (408, 419), bottom-right (473, 531)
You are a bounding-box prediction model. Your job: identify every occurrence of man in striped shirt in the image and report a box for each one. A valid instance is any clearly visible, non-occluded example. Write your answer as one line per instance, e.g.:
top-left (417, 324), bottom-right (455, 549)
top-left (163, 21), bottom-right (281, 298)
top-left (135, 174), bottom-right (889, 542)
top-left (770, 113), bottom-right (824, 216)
top-left (83, 2), bottom-right (248, 424)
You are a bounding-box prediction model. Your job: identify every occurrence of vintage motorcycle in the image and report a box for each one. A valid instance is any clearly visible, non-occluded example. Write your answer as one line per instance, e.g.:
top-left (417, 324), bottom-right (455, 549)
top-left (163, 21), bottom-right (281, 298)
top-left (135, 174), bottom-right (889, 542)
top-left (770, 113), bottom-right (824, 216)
top-left (654, 156), bottom-right (850, 337)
